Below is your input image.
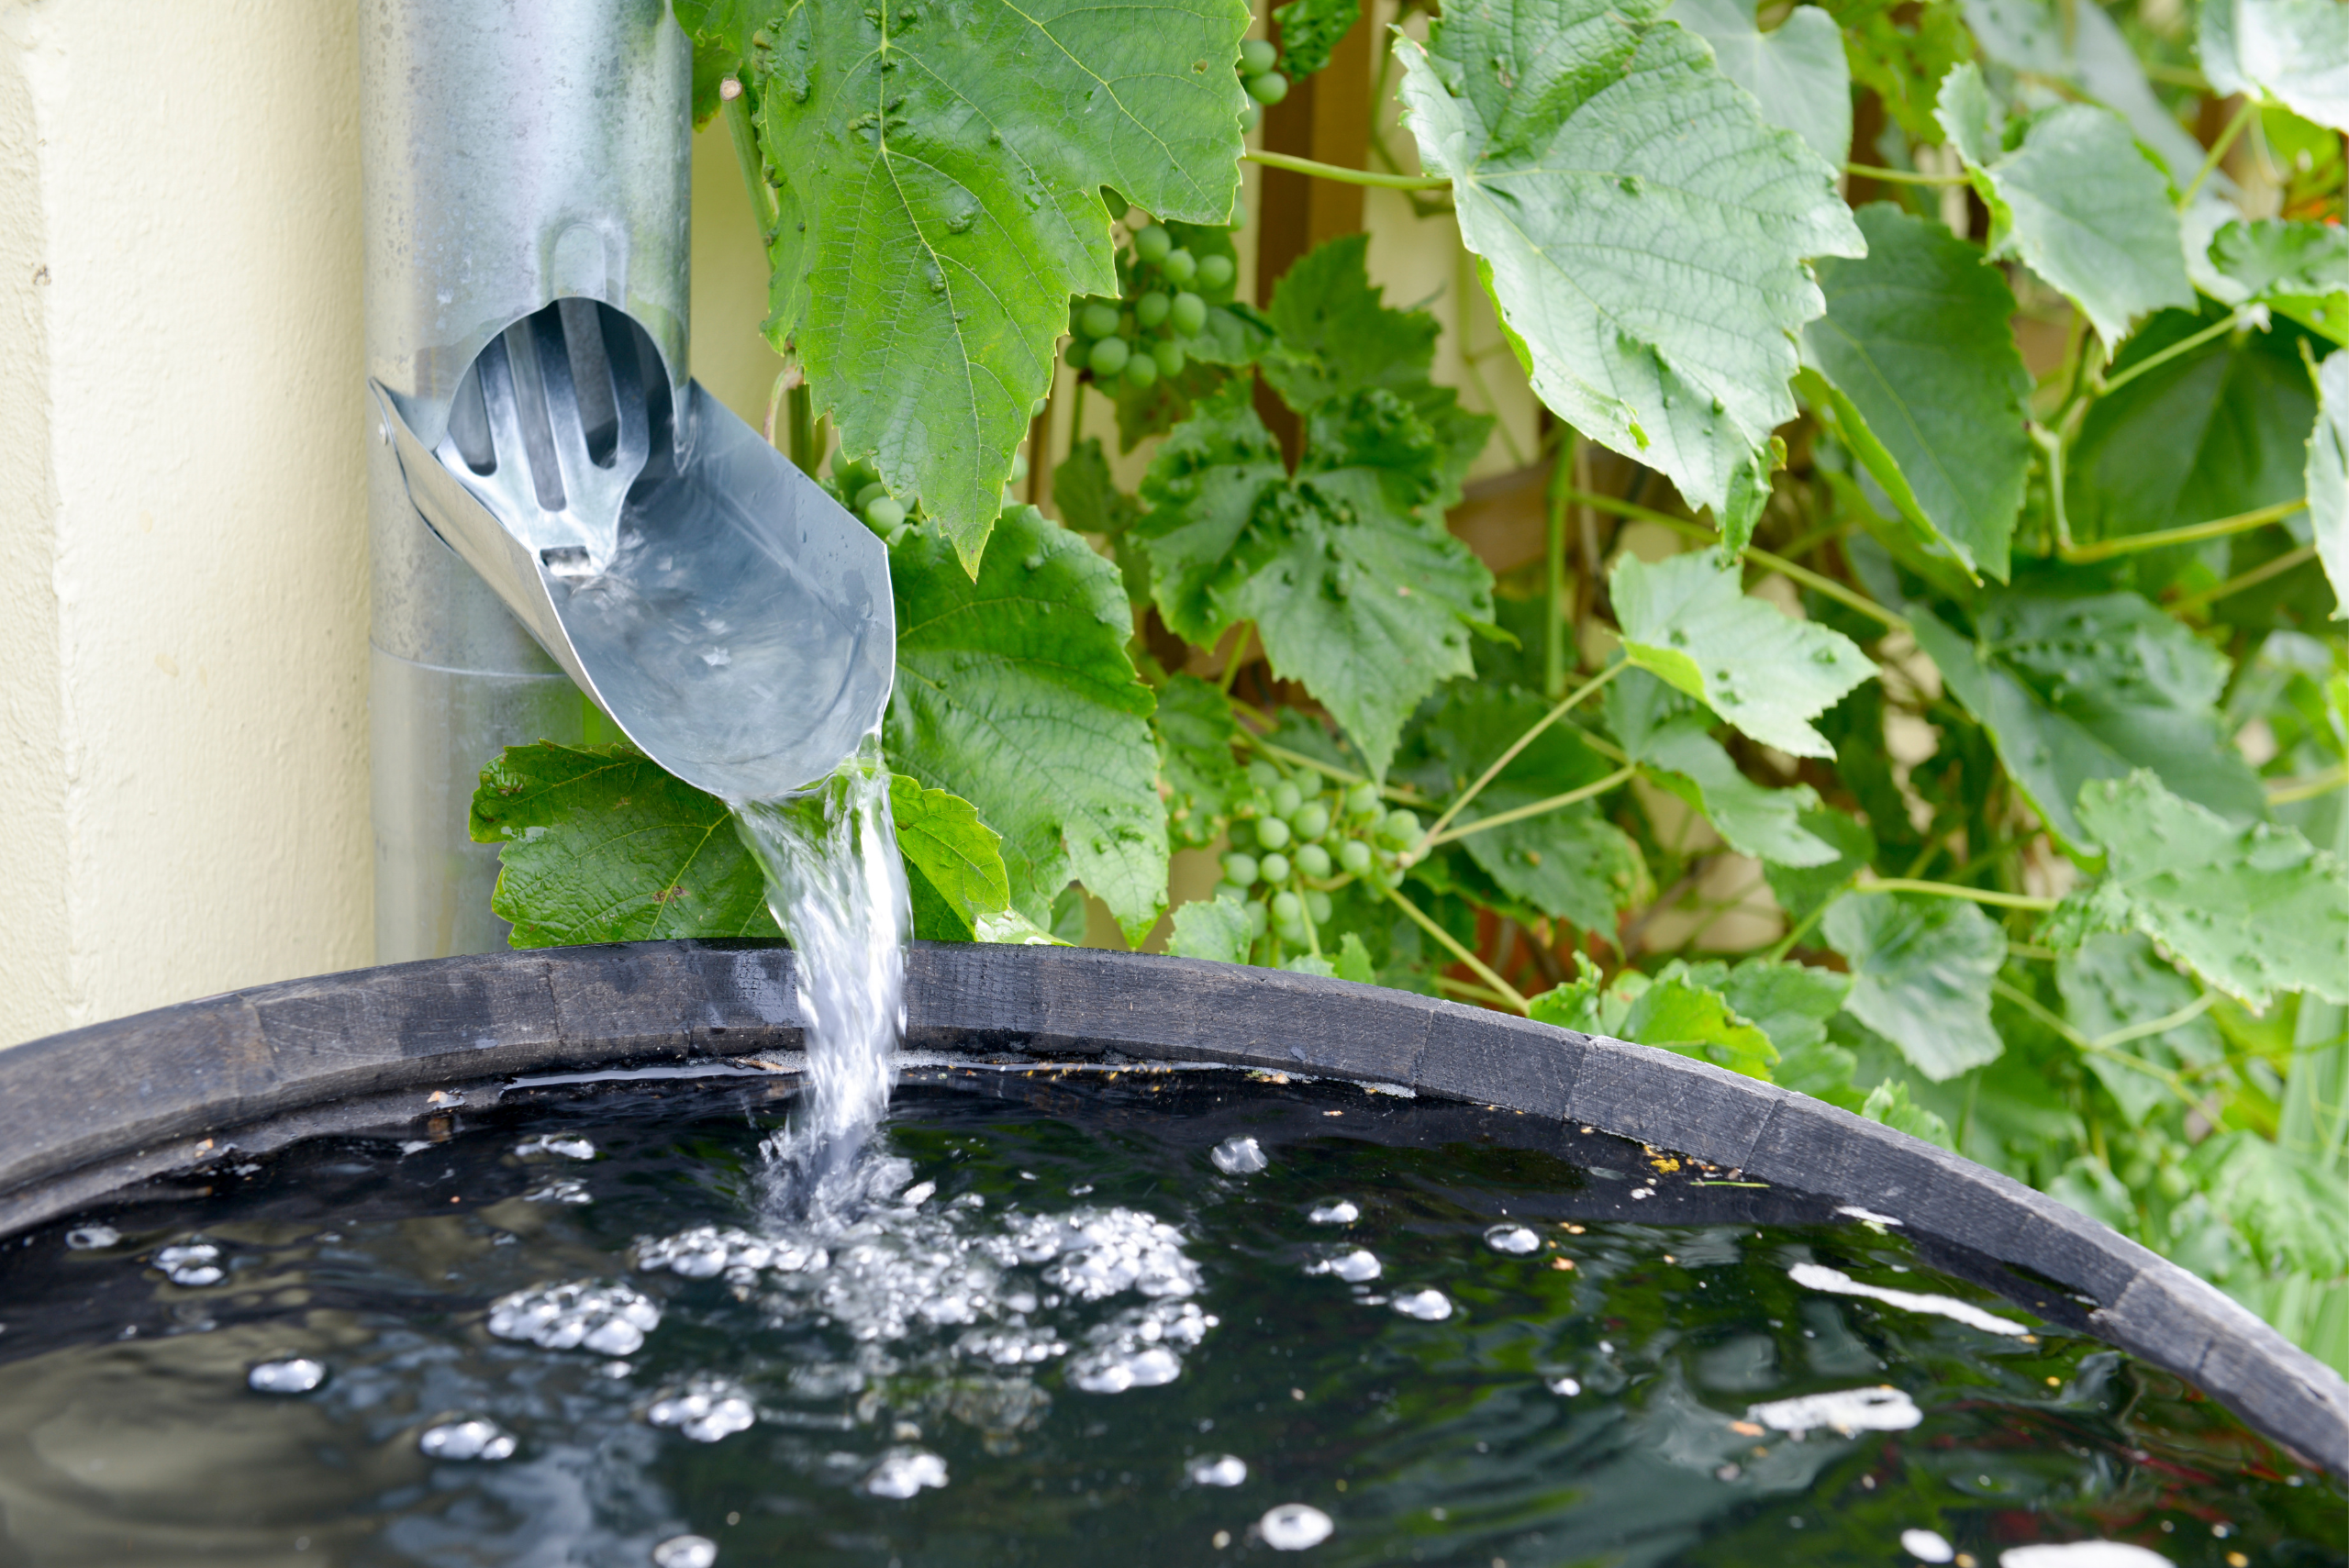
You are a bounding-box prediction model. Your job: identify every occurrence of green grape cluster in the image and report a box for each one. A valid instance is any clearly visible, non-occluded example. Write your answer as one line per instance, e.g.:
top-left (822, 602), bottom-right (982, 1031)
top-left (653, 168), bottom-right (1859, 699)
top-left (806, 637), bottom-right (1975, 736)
top-left (830, 450), bottom-right (1029, 544)
top-left (1236, 38), bottom-right (1286, 130)
top-left (1062, 222), bottom-right (1239, 395)
top-left (1212, 760), bottom-right (1420, 958)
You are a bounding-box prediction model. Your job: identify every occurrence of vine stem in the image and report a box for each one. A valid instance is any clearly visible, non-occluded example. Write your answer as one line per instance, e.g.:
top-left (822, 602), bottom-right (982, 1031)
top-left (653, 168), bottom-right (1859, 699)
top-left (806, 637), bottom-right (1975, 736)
top-left (1415, 664), bottom-right (1624, 852)
top-left (1419, 766), bottom-right (1638, 853)
top-left (2269, 764), bottom-right (2349, 805)
top-left (1858, 876), bottom-right (2059, 912)
top-left (1545, 437), bottom-right (1573, 701)
top-left (2094, 312), bottom-right (2248, 397)
top-left (1218, 623), bottom-right (1254, 695)
top-left (1990, 979), bottom-right (2200, 1106)
top-left (2179, 98), bottom-right (2258, 206)
top-left (1846, 162), bottom-right (1971, 186)
top-left (1558, 488), bottom-right (1910, 633)
top-left (2058, 496), bottom-right (2305, 563)
top-left (1383, 884), bottom-right (1531, 1013)
top-left (1243, 148), bottom-right (1451, 191)
top-left (2170, 542), bottom-right (2318, 613)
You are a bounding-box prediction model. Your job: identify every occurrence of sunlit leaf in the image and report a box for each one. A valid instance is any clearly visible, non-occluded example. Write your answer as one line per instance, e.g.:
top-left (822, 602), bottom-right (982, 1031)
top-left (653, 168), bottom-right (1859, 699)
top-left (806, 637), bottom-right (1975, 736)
top-left (1823, 891), bottom-right (2006, 1081)
top-left (2201, 0), bottom-right (2349, 133)
top-left (1666, 0), bottom-right (1852, 166)
top-left (2307, 345), bottom-right (2349, 618)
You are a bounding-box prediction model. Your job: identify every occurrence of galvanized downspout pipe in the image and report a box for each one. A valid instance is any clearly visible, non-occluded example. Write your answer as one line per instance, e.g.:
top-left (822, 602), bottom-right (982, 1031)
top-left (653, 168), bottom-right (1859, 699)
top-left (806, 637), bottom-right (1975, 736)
top-left (359, 2), bottom-right (691, 961)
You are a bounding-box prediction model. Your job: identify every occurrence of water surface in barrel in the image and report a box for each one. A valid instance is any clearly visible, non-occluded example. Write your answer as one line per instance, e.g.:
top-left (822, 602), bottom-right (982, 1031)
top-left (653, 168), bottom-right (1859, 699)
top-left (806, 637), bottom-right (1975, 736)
top-left (0, 1068), bottom-right (2334, 1566)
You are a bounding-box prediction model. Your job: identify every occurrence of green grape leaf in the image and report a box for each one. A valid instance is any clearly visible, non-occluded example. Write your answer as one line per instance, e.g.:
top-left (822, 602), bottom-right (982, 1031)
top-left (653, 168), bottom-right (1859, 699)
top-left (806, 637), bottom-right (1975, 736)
top-left (1860, 1079), bottom-right (1955, 1146)
top-left (1394, 0), bottom-right (1862, 549)
top-left (1763, 807), bottom-right (1876, 918)
top-left (1665, 0), bottom-right (1852, 166)
top-left (2205, 218), bottom-right (2349, 345)
top-left (1331, 931), bottom-right (1378, 984)
top-left (1636, 725), bottom-right (1839, 865)
top-left (2308, 345), bottom-right (2349, 618)
top-left (2201, 0), bottom-right (2349, 133)
top-left (1698, 957), bottom-right (1854, 1056)
top-left (2072, 770), bottom-right (2349, 1009)
top-left (1529, 952), bottom-right (1616, 1033)
top-left (469, 742), bottom-right (781, 948)
top-left (1621, 969), bottom-right (1779, 1079)
top-left (1836, 0), bottom-right (1974, 146)
top-left (1168, 894), bottom-right (1252, 962)
top-left (2056, 931), bottom-right (2222, 1127)
top-left (1935, 63), bottom-right (2194, 349)
top-left (1156, 673), bottom-right (1248, 847)
top-left (890, 773), bottom-right (1013, 942)
top-left (749, 0), bottom-right (1251, 568)
top-left (1823, 891), bottom-right (2007, 1081)
top-left (1138, 383), bottom-right (1494, 777)
top-left (1803, 206), bottom-right (2033, 582)
top-left (886, 505), bottom-right (1170, 940)
top-left (2065, 309), bottom-right (2320, 591)
top-left (1609, 551), bottom-right (1877, 760)
top-left (1959, 0), bottom-right (2208, 176)
top-left (1053, 436), bottom-right (1153, 605)
top-left (1273, 0), bottom-right (1361, 77)
top-left (1908, 587), bottom-right (2267, 855)
top-left (2186, 1129), bottom-right (2349, 1278)
top-left (1261, 234), bottom-right (1442, 416)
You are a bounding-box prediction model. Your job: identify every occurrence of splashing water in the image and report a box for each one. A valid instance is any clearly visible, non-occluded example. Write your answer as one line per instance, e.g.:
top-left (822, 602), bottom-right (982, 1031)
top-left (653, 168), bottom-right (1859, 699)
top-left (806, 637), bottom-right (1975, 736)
top-left (731, 733), bottom-right (909, 1211)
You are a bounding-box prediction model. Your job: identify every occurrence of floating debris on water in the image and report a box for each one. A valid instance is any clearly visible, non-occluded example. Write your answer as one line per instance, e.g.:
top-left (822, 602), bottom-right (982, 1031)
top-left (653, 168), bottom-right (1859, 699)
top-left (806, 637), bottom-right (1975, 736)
top-left (248, 1357), bottom-right (326, 1394)
top-left (1901, 1529), bottom-right (1955, 1563)
top-left (1260, 1503), bottom-right (1334, 1550)
top-left (1788, 1262), bottom-right (2030, 1336)
top-left (419, 1417), bottom-right (517, 1461)
top-left (1391, 1289), bottom-right (1452, 1321)
top-left (1307, 1199), bottom-right (1359, 1225)
top-left (1188, 1453), bottom-right (1248, 1486)
top-left (1484, 1224), bottom-right (1540, 1254)
top-left (1306, 1248), bottom-right (1381, 1283)
top-left (648, 1378), bottom-right (757, 1442)
top-left (515, 1134), bottom-right (597, 1161)
top-left (64, 1226), bottom-right (118, 1251)
top-left (487, 1280), bottom-right (662, 1355)
top-left (1211, 1137), bottom-right (1268, 1175)
top-left (651, 1534), bottom-right (719, 1568)
top-left (861, 1448), bottom-right (949, 1497)
top-left (1747, 1385), bottom-right (1921, 1437)
top-left (156, 1241), bottom-right (223, 1286)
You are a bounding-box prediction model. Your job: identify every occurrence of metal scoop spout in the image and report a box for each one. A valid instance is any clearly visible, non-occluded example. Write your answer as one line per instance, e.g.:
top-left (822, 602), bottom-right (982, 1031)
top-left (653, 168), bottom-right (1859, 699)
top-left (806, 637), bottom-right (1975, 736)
top-left (372, 298), bottom-right (895, 802)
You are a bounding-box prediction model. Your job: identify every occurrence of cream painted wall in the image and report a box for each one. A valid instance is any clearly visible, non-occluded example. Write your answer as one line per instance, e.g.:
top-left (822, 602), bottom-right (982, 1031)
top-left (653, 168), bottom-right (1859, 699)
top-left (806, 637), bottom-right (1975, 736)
top-left (0, 2), bottom-right (371, 1045)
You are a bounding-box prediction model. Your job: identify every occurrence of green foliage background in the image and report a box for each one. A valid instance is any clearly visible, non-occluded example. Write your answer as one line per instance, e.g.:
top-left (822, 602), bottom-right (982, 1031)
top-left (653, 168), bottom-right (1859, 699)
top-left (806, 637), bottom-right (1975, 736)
top-left (495, 0), bottom-right (2349, 1373)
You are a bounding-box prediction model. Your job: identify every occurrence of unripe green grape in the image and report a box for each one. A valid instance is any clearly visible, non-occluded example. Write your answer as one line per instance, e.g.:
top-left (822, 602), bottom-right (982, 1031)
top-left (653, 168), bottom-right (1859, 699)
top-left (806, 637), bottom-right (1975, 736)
top-left (1306, 890), bottom-right (1331, 924)
top-left (1162, 249), bottom-right (1197, 284)
top-left (1296, 843), bottom-right (1331, 878)
top-left (1030, 395), bottom-right (1048, 417)
top-left (1294, 802), bottom-right (1330, 840)
top-left (1239, 38), bottom-right (1278, 74)
top-left (1152, 339), bottom-right (1185, 377)
top-left (1063, 337), bottom-right (1091, 370)
top-left (1245, 760), bottom-right (1281, 790)
top-left (1245, 70), bottom-right (1288, 105)
top-left (2156, 1164), bottom-right (2190, 1200)
top-left (1087, 335), bottom-right (1130, 374)
top-left (863, 497), bottom-right (906, 531)
top-left (1135, 291), bottom-right (1171, 328)
top-left (1213, 881), bottom-right (1248, 905)
top-left (1271, 890), bottom-right (1302, 924)
top-left (1378, 807), bottom-right (1420, 848)
top-left (1008, 451), bottom-right (1029, 486)
top-left (1080, 302), bottom-right (1122, 339)
top-left (1346, 781), bottom-right (1381, 820)
top-left (1122, 352), bottom-right (1159, 388)
top-left (1269, 781), bottom-right (1302, 817)
top-left (1255, 815), bottom-right (1291, 850)
top-left (854, 482), bottom-right (890, 511)
top-left (1259, 851), bottom-right (1291, 883)
top-left (1339, 839), bottom-right (1373, 875)
top-left (1275, 917), bottom-right (1307, 947)
top-left (1134, 224), bottom-right (1173, 264)
top-left (1240, 104), bottom-right (1262, 133)
top-left (1197, 253), bottom-right (1235, 291)
top-left (1246, 902), bottom-right (1270, 938)
top-left (1170, 292), bottom-right (1208, 336)
top-left (1222, 851), bottom-right (1260, 886)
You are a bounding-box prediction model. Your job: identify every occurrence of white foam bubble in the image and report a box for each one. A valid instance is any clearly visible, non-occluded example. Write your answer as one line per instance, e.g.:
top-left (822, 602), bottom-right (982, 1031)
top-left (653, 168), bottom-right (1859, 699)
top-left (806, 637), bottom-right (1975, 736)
top-left (1188, 1453), bottom-right (1249, 1486)
top-left (64, 1225), bottom-right (118, 1251)
top-left (1788, 1262), bottom-right (2031, 1337)
top-left (862, 1448), bottom-right (949, 1497)
top-left (1260, 1503), bottom-right (1334, 1550)
top-left (1307, 1249), bottom-right (1381, 1283)
top-left (1998, 1545), bottom-right (2172, 1568)
top-left (1307, 1200), bottom-right (1359, 1225)
top-left (487, 1280), bottom-right (662, 1356)
top-left (1069, 1299), bottom-right (1218, 1392)
top-left (418, 1417), bottom-right (517, 1461)
top-left (156, 1241), bottom-right (223, 1287)
top-left (1392, 1289), bottom-right (1453, 1321)
top-left (1901, 1529), bottom-right (1955, 1563)
top-left (636, 1226), bottom-right (800, 1281)
top-left (651, 1534), bottom-right (719, 1568)
top-left (248, 1357), bottom-right (326, 1394)
top-left (1748, 1385), bottom-right (1921, 1437)
top-left (1211, 1137), bottom-right (1268, 1174)
top-left (1484, 1224), bottom-right (1541, 1254)
top-left (1546, 1375), bottom-right (1581, 1396)
top-left (648, 1378), bottom-right (757, 1442)
top-left (525, 1179), bottom-right (591, 1206)
top-left (515, 1134), bottom-right (596, 1161)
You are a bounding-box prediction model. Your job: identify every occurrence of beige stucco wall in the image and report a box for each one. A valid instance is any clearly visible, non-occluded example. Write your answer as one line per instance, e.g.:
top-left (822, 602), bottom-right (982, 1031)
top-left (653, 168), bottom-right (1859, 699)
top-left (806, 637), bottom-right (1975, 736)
top-left (0, 2), bottom-right (371, 1045)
